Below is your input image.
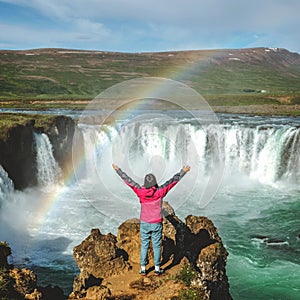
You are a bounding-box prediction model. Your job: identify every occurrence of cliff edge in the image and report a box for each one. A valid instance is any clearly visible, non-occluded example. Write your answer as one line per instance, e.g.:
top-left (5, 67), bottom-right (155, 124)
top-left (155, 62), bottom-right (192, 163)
top-left (70, 202), bottom-right (232, 300)
top-left (0, 114), bottom-right (75, 189)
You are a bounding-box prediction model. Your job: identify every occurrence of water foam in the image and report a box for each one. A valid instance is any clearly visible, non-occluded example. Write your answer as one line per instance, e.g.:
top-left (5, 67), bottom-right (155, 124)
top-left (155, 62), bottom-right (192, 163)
top-left (0, 165), bottom-right (14, 200)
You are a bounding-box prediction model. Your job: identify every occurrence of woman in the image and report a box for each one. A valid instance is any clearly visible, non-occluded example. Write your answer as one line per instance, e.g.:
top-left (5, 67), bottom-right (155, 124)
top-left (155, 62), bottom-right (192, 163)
top-left (112, 163), bottom-right (190, 276)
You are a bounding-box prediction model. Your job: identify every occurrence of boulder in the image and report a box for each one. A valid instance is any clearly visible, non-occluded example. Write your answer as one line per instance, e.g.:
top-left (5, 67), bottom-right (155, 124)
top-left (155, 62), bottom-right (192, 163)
top-left (117, 218), bottom-right (141, 264)
top-left (9, 268), bottom-right (37, 296)
top-left (25, 288), bottom-right (42, 300)
top-left (72, 228), bottom-right (130, 298)
top-left (73, 228), bottom-right (130, 279)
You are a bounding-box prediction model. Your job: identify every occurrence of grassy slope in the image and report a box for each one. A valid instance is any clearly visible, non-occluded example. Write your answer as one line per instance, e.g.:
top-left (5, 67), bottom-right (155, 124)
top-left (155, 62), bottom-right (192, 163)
top-left (0, 113), bottom-right (61, 140)
top-left (0, 48), bottom-right (300, 112)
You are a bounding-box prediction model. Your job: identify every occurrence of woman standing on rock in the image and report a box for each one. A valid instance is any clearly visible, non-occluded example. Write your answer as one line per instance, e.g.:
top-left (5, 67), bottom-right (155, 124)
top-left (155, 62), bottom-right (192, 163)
top-left (112, 163), bottom-right (190, 276)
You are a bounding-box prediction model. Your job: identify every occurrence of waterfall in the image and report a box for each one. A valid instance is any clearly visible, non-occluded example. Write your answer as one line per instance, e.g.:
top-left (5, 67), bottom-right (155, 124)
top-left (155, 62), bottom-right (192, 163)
top-left (0, 165), bottom-right (14, 200)
top-left (219, 125), bottom-right (300, 185)
top-left (78, 121), bottom-right (207, 183)
top-left (34, 133), bottom-right (62, 186)
top-left (77, 121), bottom-right (300, 187)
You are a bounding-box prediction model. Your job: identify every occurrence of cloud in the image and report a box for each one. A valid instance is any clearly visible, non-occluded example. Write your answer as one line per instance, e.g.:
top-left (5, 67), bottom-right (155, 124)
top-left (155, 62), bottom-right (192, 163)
top-left (3, 0), bottom-right (299, 28)
top-left (0, 0), bottom-right (299, 52)
top-left (0, 21), bottom-right (111, 50)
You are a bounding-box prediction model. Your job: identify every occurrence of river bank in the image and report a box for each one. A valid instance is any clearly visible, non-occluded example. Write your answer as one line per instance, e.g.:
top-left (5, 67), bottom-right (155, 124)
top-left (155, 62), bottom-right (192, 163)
top-left (1, 99), bottom-right (300, 116)
top-left (213, 104), bottom-right (300, 116)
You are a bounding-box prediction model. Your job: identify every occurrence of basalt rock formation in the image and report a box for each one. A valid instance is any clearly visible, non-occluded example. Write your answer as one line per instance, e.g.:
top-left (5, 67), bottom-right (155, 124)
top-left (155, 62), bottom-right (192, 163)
top-left (70, 202), bottom-right (232, 300)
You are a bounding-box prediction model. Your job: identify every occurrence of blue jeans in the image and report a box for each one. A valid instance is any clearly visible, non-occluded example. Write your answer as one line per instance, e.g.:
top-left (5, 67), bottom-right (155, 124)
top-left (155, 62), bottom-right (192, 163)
top-left (140, 221), bottom-right (162, 267)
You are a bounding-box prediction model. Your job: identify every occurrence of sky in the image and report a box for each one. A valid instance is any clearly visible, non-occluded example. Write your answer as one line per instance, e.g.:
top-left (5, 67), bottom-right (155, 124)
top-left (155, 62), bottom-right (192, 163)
top-left (0, 0), bottom-right (299, 53)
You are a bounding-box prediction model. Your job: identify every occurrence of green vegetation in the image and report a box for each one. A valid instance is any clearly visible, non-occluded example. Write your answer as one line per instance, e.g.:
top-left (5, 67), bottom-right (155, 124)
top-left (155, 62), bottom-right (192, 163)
top-left (205, 93), bottom-right (278, 106)
top-left (0, 113), bottom-right (61, 140)
top-left (205, 92), bottom-right (300, 106)
top-left (0, 113), bottom-right (57, 128)
top-left (177, 288), bottom-right (204, 300)
top-left (0, 48), bottom-right (300, 115)
top-left (176, 264), bottom-right (197, 286)
top-left (170, 264), bottom-right (204, 300)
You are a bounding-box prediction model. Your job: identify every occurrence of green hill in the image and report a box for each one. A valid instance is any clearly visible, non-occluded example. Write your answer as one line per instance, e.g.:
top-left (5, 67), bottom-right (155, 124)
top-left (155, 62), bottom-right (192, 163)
top-left (0, 47), bottom-right (300, 110)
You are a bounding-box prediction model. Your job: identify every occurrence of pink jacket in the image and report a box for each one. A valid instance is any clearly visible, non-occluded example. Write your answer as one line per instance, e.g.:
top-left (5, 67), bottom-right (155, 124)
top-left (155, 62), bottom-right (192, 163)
top-left (116, 168), bottom-right (186, 223)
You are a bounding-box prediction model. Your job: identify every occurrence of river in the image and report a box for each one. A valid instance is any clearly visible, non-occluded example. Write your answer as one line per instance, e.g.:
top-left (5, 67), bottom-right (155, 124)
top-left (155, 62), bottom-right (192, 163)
top-left (0, 109), bottom-right (299, 299)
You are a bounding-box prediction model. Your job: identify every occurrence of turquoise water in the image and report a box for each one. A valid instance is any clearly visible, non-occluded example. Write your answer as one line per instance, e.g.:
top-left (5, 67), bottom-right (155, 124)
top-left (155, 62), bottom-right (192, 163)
top-left (18, 183), bottom-right (299, 299)
top-left (179, 184), bottom-right (300, 300)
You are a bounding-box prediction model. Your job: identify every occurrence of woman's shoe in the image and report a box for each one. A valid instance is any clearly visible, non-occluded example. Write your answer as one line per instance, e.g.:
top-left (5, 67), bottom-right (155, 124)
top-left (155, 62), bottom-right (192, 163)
top-left (139, 269), bottom-right (147, 276)
top-left (154, 269), bottom-right (164, 276)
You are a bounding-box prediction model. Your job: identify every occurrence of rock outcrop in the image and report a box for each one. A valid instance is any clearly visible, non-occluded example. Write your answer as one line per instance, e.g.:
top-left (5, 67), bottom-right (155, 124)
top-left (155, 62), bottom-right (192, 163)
top-left (0, 202), bottom-right (232, 300)
top-left (72, 229), bottom-right (130, 297)
top-left (0, 120), bottom-right (37, 189)
top-left (0, 241), bottom-right (66, 300)
top-left (71, 202), bottom-right (232, 300)
top-left (0, 114), bottom-right (75, 189)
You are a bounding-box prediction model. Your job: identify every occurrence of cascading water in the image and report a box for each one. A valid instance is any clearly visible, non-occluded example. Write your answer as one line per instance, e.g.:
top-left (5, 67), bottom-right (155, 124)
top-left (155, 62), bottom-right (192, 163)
top-left (0, 165), bottom-right (14, 201)
top-left (77, 121), bottom-right (300, 189)
top-left (0, 113), bottom-right (299, 299)
top-left (34, 132), bottom-right (62, 186)
top-left (217, 124), bottom-right (300, 186)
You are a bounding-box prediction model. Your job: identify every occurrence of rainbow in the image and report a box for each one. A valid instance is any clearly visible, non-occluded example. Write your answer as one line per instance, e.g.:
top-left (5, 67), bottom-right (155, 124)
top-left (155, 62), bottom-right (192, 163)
top-left (34, 57), bottom-right (222, 229)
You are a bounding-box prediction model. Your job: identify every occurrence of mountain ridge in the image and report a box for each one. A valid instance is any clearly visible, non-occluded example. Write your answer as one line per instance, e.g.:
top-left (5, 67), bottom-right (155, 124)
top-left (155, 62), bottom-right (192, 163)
top-left (0, 47), bottom-right (300, 113)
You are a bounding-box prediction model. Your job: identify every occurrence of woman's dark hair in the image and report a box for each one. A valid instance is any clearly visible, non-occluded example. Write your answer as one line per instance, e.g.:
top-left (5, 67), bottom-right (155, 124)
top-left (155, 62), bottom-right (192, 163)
top-left (144, 173), bottom-right (158, 188)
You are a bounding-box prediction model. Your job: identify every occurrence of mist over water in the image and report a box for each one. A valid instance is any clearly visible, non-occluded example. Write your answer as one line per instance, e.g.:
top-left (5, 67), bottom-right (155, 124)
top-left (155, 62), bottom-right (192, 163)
top-left (0, 112), bottom-right (299, 298)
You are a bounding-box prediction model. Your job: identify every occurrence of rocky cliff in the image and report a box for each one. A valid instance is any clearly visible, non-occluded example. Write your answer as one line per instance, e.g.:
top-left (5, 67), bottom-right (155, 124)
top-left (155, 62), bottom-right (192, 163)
top-left (0, 114), bottom-right (75, 189)
top-left (0, 241), bottom-right (66, 300)
top-left (71, 202), bottom-right (232, 300)
top-left (0, 202), bottom-right (232, 300)
top-left (0, 119), bottom-right (36, 189)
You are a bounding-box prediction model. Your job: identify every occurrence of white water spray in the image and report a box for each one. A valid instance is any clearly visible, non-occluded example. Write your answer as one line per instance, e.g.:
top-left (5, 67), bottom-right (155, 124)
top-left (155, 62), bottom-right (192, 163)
top-left (34, 133), bottom-right (62, 186)
top-left (0, 165), bottom-right (14, 200)
top-left (219, 125), bottom-right (300, 185)
top-left (77, 122), bottom-right (300, 189)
